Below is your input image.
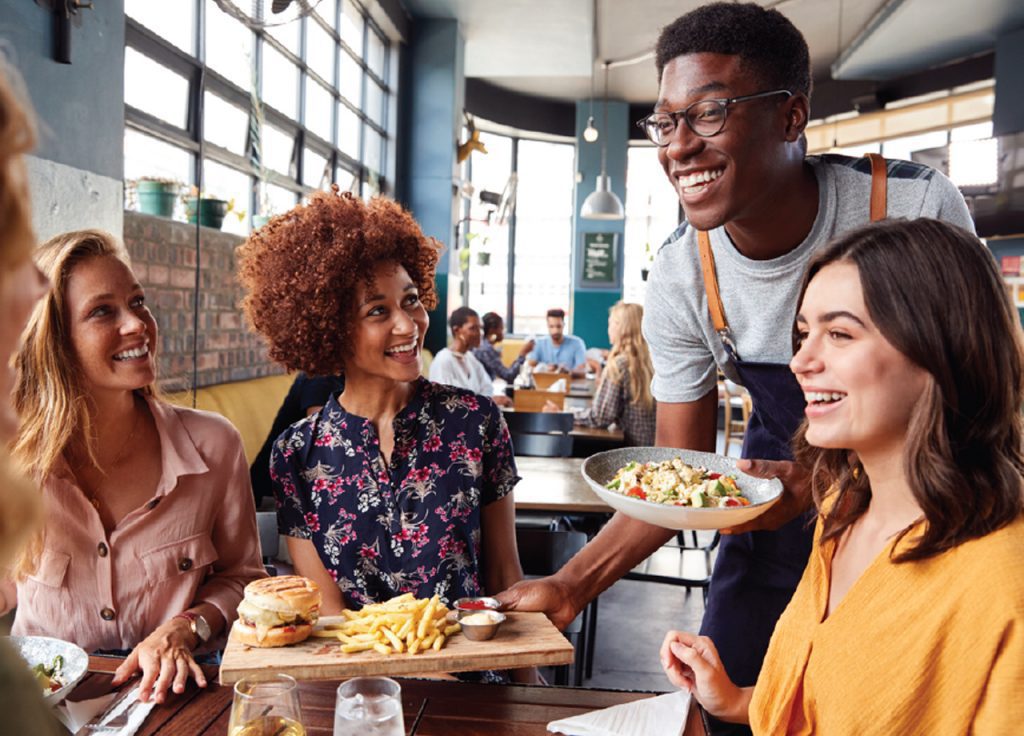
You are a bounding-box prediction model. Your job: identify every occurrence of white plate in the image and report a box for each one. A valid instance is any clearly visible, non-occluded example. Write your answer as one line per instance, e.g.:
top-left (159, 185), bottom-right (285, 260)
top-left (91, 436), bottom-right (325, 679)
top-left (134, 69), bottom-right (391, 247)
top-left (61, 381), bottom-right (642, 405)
top-left (581, 447), bottom-right (783, 530)
top-left (7, 635), bottom-right (89, 707)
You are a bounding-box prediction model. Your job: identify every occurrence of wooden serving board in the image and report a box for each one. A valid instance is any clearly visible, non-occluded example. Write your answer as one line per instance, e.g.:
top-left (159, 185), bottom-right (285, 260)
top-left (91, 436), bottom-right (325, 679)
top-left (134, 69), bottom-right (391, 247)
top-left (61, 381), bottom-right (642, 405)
top-left (218, 612), bottom-right (573, 684)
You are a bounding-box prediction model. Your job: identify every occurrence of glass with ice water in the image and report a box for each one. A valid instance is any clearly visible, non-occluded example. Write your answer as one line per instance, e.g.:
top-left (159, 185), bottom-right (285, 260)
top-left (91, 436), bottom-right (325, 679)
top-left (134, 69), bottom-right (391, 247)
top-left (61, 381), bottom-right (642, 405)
top-left (333, 677), bottom-right (404, 736)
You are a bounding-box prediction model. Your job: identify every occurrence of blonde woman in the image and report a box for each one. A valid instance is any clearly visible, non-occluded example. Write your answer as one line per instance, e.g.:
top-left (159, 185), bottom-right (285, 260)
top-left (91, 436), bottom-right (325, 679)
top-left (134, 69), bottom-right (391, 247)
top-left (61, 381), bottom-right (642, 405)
top-left (4, 230), bottom-right (265, 704)
top-left (0, 60), bottom-right (62, 736)
top-left (548, 302), bottom-right (656, 446)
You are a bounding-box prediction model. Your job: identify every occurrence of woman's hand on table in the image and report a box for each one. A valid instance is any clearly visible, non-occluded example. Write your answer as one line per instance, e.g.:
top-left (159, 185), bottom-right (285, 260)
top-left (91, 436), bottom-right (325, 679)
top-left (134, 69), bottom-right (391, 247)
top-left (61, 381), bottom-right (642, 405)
top-left (541, 400), bottom-right (561, 413)
top-left (495, 576), bottom-right (581, 631)
top-left (660, 631), bottom-right (749, 723)
top-left (111, 617), bottom-right (207, 703)
top-left (722, 458), bottom-right (812, 535)
top-left (493, 395), bottom-right (513, 408)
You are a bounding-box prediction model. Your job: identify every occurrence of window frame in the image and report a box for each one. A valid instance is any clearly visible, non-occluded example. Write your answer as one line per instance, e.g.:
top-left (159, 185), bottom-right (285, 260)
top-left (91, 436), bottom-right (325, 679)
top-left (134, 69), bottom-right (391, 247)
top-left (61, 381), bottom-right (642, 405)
top-left (124, 0), bottom-right (395, 229)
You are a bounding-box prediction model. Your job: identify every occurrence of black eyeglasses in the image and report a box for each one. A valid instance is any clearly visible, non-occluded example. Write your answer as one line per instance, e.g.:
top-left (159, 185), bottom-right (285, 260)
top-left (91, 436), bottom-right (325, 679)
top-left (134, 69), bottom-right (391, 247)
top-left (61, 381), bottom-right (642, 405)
top-left (636, 89), bottom-right (793, 146)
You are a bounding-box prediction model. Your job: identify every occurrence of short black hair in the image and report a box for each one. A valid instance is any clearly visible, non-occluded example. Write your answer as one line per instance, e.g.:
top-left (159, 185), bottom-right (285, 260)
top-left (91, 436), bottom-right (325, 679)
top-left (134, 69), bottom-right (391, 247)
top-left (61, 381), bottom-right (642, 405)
top-left (481, 311), bottom-right (503, 335)
top-left (655, 2), bottom-right (811, 98)
top-left (449, 306), bottom-right (479, 333)
top-left (546, 308), bottom-right (565, 321)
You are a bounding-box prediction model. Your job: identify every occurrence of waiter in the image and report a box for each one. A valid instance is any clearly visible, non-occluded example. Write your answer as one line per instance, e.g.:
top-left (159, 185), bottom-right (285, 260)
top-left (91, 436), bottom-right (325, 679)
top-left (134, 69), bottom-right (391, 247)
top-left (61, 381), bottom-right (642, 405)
top-left (497, 3), bottom-right (972, 733)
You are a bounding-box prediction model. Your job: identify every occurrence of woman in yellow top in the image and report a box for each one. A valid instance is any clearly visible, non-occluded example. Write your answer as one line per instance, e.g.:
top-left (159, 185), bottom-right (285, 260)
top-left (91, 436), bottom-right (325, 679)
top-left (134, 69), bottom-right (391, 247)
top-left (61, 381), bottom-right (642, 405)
top-left (661, 218), bottom-right (1024, 735)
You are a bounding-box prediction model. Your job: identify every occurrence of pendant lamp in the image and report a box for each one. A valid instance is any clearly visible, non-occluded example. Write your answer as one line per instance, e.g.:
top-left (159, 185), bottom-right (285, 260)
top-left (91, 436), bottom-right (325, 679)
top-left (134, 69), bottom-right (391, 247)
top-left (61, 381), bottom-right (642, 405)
top-left (583, 56), bottom-right (599, 143)
top-left (581, 61), bottom-right (624, 220)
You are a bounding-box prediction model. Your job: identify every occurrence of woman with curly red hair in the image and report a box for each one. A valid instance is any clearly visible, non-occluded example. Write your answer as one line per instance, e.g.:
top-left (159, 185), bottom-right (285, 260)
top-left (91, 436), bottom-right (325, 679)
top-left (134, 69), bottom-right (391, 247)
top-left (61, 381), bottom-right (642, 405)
top-left (238, 190), bottom-right (524, 631)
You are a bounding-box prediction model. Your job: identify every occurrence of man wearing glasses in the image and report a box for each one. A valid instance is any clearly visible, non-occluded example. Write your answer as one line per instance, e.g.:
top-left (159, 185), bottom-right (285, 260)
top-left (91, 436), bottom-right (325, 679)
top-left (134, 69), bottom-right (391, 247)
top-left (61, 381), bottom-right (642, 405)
top-left (499, 3), bottom-right (972, 732)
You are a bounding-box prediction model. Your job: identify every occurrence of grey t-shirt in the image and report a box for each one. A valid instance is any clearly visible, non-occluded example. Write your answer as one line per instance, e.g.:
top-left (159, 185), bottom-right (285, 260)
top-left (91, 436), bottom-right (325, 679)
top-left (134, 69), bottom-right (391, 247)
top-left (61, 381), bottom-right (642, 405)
top-left (643, 154), bottom-right (974, 404)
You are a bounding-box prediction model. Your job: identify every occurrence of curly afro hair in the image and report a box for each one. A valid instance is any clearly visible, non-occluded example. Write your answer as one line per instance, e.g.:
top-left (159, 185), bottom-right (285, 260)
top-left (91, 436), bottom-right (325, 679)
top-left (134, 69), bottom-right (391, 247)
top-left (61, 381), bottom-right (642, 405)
top-left (237, 188), bottom-right (441, 376)
top-left (655, 2), bottom-right (811, 98)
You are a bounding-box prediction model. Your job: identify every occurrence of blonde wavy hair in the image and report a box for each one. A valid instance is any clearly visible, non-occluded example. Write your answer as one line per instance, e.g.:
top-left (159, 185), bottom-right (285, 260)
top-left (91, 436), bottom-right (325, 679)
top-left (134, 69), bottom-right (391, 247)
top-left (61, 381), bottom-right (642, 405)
top-left (0, 61), bottom-right (42, 572)
top-left (11, 231), bottom-right (156, 575)
top-left (603, 301), bottom-right (654, 410)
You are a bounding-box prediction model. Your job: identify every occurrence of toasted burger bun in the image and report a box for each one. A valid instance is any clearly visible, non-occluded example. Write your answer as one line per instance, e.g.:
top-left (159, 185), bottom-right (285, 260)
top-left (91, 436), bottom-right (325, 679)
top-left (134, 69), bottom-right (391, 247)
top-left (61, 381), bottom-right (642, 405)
top-left (243, 575), bottom-right (321, 615)
top-left (232, 619), bottom-right (313, 648)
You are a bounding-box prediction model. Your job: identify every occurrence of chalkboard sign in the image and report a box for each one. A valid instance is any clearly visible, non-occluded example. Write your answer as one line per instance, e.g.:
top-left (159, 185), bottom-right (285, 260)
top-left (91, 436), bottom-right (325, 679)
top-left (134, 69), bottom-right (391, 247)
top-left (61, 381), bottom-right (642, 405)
top-left (580, 232), bottom-right (618, 286)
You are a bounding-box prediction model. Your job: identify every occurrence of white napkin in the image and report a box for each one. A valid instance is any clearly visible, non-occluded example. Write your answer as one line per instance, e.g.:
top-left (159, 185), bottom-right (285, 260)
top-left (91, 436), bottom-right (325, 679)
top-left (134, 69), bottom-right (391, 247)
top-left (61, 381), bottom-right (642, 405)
top-left (547, 691), bottom-right (690, 736)
top-left (548, 378), bottom-right (568, 393)
top-left (56, 685), bottom-right (156, 735)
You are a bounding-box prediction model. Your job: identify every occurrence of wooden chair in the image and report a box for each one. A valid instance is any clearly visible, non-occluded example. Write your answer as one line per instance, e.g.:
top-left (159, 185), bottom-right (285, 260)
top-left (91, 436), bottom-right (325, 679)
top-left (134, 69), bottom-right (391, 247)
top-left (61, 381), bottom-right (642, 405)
top-left (533, 371), bottom-right (570, 390)
top-left (513, 388), bottom-right (566, 412)
top-left (722, 379), bottom-right (752, 456)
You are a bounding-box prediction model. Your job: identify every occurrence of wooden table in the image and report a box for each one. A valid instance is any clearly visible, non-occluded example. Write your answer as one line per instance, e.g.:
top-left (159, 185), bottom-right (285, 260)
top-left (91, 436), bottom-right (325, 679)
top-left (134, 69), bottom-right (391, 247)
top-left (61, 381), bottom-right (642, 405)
top-left (513, 456), bottom-right (611, 514)
top-left (570, 425), bottom-right (624, 442)
top-left (72, 655), bottom-right (705, 735)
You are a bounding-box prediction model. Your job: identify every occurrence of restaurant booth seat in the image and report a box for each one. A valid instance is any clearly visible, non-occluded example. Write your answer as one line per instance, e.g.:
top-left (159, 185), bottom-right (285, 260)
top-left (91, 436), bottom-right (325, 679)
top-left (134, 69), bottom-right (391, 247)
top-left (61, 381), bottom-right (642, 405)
top-left (498, 338), bottom-right (527, 366)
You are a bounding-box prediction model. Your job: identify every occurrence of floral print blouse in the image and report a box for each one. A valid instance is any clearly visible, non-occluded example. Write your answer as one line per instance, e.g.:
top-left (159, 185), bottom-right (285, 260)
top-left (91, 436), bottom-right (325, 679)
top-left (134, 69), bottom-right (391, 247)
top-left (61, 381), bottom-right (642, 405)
top-left (271, 378), bottom-right (518, 609)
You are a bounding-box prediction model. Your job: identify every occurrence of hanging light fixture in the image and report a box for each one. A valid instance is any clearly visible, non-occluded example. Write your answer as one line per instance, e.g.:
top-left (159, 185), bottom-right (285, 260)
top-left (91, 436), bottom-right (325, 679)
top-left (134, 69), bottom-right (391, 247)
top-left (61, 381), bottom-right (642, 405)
top-left (582, 2), bottom-right (599, 143)
top-left (581, 61), bottom-right (624, 220)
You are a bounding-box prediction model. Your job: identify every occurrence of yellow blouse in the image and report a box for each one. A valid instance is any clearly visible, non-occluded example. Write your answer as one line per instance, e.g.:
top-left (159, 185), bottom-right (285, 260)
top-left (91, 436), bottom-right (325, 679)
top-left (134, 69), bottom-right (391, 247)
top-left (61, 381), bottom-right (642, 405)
top-left (749, 512), bottom-right (1024, 735)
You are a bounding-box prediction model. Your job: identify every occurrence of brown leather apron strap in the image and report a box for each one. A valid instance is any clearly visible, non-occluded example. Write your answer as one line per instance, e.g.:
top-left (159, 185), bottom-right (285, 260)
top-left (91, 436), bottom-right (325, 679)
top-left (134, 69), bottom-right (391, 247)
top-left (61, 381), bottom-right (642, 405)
top-left (698, 229), bottom-right (729, 333)
top-left (865, 152), bottom-right (888, 222)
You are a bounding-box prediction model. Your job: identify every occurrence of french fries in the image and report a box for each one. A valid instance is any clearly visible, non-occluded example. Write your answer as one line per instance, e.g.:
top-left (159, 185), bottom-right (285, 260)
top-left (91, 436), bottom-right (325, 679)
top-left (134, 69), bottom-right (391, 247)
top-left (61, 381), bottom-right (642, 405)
top-left (312, 593), bottom-right (462, 656)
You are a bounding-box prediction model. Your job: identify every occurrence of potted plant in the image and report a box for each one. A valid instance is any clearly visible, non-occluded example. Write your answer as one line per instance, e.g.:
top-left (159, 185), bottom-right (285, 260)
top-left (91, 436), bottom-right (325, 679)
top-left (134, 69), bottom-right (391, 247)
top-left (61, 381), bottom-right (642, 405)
top-left (465, 231), bottom-right (491, 267)
top-left (249, 77), bottom-right (276, 230)
top-left (183, 187), bottom-right (244, 230)
top-left (641, 241), bottom-right (654, 281)
top-left (131, 177), bottom-right (181, 218)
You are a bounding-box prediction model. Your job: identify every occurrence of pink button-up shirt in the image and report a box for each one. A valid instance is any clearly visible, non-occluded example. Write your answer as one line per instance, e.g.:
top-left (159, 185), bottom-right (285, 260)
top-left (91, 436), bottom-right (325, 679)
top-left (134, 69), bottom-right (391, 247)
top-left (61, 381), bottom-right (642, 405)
top-left (5, 396), bottom-right (265, 652)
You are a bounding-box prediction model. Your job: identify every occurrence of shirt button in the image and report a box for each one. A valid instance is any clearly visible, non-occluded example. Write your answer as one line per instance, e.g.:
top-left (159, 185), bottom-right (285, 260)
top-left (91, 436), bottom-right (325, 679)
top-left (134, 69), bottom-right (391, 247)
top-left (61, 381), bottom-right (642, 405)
top-left (178, 557), bottom-right (193, 571)
top-left (100, 607), bottom-right (116, 621)
top-left (97, 542), bottom-right (108, 557)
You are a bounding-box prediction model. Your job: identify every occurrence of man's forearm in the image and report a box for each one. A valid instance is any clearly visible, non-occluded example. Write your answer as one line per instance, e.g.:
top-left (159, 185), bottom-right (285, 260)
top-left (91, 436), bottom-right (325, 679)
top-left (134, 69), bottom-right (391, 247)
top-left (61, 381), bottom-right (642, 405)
top-left (551, 513), bottom-right (675, 612)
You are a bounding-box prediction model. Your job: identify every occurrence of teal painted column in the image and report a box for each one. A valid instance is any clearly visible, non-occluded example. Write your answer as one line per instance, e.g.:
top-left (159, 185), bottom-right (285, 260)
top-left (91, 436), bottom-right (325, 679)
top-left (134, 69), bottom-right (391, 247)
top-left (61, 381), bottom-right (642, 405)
top-left (572, 98), bottom-right (628, 351)
top-left (403, 19), bottom-right (465, 354)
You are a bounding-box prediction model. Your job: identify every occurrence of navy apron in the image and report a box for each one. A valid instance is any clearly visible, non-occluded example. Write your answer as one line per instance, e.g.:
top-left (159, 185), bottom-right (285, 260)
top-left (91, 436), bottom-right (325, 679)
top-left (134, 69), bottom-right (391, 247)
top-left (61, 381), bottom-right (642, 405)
top-left (693, 154), bottom-right (888, 732)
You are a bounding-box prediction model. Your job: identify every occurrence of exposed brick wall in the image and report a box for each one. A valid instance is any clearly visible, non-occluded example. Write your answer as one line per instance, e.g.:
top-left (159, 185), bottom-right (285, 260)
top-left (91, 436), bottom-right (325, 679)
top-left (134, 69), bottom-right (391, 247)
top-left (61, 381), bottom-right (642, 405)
top-left (122, 212), bottom-right (285, 393)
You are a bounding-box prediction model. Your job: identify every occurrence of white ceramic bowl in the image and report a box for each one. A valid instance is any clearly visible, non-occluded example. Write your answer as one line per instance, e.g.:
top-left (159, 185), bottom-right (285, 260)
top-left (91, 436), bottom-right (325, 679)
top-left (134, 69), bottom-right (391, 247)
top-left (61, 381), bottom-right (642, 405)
top-left (7, 635), bottom-right (89, 707)
top-left (581, 447), bottom-right (783, 530)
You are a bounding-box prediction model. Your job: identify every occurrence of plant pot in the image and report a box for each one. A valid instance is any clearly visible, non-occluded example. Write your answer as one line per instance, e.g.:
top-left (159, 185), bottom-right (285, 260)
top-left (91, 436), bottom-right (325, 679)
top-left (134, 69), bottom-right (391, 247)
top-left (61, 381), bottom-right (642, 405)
top-left (184, 197), bottom-right (229, 229)
top-left (641, 267), bottom-right (650, 281)
top-left (477, 251), bottom-right (491, 266)
top-left (252, 214), bottom-right (271, 229)
top-left (136, 180), bottom-right (179, 218)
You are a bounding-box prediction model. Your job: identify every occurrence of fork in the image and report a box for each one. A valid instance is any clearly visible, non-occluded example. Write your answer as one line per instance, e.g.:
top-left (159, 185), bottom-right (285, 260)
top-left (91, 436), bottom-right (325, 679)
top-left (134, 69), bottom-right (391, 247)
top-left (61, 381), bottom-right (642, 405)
top-left (75, 686), bottom-right (140, 734)
top-left (86, 698), bottom-right (142, 732)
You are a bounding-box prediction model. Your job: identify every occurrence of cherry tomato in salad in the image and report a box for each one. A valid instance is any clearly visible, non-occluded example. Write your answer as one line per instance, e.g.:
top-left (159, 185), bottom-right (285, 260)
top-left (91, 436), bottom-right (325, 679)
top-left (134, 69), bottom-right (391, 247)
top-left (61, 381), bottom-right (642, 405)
top-left (626, 486), bottom-right (646, 500)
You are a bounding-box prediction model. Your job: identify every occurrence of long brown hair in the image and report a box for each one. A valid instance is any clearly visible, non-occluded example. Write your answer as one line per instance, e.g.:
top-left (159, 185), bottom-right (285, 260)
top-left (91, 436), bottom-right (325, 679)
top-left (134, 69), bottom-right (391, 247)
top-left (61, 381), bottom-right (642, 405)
top-left (0, 61), bottom-right (41, 573)
top-left (603, 301), bottom-right (655, 410)
top-left (792, 218), bottom-right (1024, 562)
top-left (13, 230), bottom-right (157, 483)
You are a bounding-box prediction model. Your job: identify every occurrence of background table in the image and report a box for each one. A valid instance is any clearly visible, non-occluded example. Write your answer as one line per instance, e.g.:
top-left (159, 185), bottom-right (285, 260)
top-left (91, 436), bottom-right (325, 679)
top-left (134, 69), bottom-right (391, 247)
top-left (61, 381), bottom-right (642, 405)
top-left (513, 456), bottom-right (611, 515)
top-left (71, 655), bottom-right (705, 735)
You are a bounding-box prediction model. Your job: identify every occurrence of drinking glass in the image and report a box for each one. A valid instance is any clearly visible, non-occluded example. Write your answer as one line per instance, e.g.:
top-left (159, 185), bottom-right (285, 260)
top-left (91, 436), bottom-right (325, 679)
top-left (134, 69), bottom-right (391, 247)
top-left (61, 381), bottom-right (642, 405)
top-left (228, 673), bottom-right (305, 736)
top-left (333, 676), bottom-right (404, 736)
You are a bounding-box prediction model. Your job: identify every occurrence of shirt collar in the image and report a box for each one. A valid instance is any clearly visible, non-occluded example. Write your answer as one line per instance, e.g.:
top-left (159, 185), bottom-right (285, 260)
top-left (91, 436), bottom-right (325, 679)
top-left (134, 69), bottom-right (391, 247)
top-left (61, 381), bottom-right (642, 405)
top-left (326, 377), bottom-right (429, 430)
top-left (145, 394), bottom-right (210, 496)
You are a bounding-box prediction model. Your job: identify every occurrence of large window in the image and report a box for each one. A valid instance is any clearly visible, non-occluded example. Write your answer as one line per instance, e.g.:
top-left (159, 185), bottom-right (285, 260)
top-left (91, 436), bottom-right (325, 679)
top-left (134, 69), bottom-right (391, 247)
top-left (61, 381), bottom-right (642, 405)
top-left (124, 0), bottom-right (397, 233)
top-left (623, 146), bottom-right (681, 305)
top-left (461, 130), bottom-right (575, 335)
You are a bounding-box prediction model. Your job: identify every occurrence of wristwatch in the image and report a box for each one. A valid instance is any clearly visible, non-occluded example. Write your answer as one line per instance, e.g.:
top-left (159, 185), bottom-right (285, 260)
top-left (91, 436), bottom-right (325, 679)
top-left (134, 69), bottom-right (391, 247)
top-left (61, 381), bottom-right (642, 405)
top-left (173, 611), bottom-right (212, 646)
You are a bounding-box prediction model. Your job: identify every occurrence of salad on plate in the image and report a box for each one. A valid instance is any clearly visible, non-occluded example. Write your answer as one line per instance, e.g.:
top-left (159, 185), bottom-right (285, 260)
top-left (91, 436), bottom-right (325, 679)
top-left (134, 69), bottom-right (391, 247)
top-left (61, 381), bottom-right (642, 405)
top-left (605, 457), bottom-right (751, 508)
